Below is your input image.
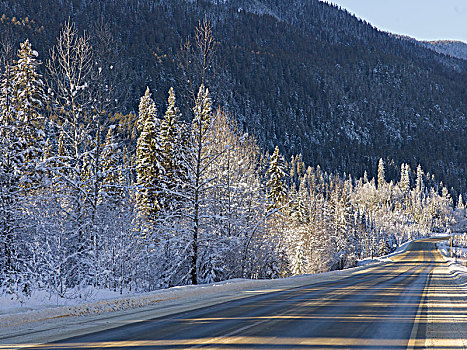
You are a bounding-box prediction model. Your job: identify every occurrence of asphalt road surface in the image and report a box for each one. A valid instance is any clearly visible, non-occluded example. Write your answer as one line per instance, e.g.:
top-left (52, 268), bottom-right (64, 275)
top-left (9, 238), bottom-right (467, 349)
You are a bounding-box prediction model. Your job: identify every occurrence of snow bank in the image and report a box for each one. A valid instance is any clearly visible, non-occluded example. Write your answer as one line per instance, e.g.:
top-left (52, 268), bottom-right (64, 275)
top-left (436, 241), bottom-right (467, 287)
top-left (0, 263), bottom-right (382, 330)
top-left (357, 238), bottom-right (415, 266)
top-left (0, 236), bottom-right (452, 331)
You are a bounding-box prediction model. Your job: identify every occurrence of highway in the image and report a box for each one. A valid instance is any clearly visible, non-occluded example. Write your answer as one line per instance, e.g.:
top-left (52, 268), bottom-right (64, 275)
top-left (8, 238), bottom-right (467, 349)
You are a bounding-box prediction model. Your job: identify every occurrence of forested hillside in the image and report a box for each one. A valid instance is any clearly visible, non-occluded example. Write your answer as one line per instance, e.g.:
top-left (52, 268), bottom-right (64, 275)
top-left (0, 0), bottom-right (466, 301)
top-left (0, 0), bottom-right (466, 197)
top-left (424, 40), bottom-right (467, 61)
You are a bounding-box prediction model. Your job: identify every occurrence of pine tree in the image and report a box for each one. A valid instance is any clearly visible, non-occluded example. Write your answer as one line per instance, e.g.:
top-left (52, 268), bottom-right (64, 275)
top-left (135, 98), bottom-right (162, 232)
top-left (377, 158), bottom-right (385, 190)
top-left (0, 39), bottom-right (48, 294)
top-left (135, 87), bottom-right (161, 230)
top-left (11, 40), bottom-right (46, 125)
top-left (400, 163), bottom-right (410, 195)
top-left (266, 146), bottom-right (287, 210)
top-left (457, 194), bottom-right (465, 210)
top-left (160, 88), bottom-right (179, 170)
top-left (416, 164), bottom-right (424, 195)
top-left (11, 39), bottom-right (47, 189)
top-left (363, 170), bottom-right (369, 184)
top-left (157, 87), bottom-right (184, 211)
top-left (137, 87), bottom-right (157, 133)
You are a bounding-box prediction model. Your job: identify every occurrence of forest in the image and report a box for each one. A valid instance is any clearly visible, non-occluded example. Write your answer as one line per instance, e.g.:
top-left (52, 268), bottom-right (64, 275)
top-left (0, 0), bottom-right (466, 199)
top-left (0, 17), bottom-right (464, 301)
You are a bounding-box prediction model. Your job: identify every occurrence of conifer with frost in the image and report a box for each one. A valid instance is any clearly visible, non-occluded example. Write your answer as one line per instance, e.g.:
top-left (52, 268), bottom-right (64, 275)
top-left (458, 194), bottom-right (465, 210)
top-left (0, 39), bottom-right (47, 295)
top-left (266, 146), bottom-right (287, 210)
top-left (135, 88), bottom-right (162, 231)
top-left (400, 163), bottom-right (410, 195)
top-left (137, 87), bottom-right (157, 133)
top-left (11, 40), bottom-right (46, 124)
top-left (377, 158), bottom-right (385, 190)
top-left (11, 39), bottom-right (47, 188)
top-left (157, 87), bottom-right (185, 211)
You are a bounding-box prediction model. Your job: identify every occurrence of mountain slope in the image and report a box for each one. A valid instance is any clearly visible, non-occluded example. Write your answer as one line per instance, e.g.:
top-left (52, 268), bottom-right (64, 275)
top-left (424, 40), bottom-right (467, 61)
top-left (0, 0), bottom-right (466, 196)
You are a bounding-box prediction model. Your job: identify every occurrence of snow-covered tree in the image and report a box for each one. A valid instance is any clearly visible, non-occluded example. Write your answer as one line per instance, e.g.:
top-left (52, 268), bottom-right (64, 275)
top-left (100, 126), bottom-right (123, 205)
top-left (415, 164), bottom-right (424, 195)
top-left (0, 39), bottom-right (48, 296)
top-left (266, 146), bottom-right (287, 210)
top-left (44, 22), bottom-right (97, 291)
top-left (11, 40), bottom-right (46, 124)
top-left (137, 87), bottom-right (157, 133)
top-left (186, 84), bottom-right (214, 285)
top-left (399, 163), bottom-right (410, 196)
top-left (135, 87), bottom-right (162, 233)
top-left (10, 39), bottom-right (48, 189)
top-left (457, 194), bottom-right (464, 210)
top-left (200, 108), bottom-right (266, 282)
top-left (157, 87), bottom-right (186, 212)
top-left (377, 158), bottom-right (385, 190)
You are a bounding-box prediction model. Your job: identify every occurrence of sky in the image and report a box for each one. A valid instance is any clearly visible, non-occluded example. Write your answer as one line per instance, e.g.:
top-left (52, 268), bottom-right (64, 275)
top-left (320, 0), bottom-right (467, 42)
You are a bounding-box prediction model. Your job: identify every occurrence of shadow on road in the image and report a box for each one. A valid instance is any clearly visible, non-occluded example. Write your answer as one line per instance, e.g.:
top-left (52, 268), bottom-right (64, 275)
top-left (4, 238), bottom-right (466, 349)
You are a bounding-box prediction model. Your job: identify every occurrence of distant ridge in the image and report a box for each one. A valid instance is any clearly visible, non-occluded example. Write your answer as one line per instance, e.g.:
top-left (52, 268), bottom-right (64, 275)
top-left (423, 40), bottom-right (467, 61)
top-left (392, 34), bottom-right (467, 61)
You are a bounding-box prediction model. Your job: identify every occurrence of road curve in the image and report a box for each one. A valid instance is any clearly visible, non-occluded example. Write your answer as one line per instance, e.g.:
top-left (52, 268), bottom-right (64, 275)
top-left (12, 238), bottom-right (467, 349)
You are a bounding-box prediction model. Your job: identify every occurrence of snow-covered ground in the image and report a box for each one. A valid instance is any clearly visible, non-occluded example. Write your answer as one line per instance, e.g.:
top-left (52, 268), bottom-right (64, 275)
top-left (450, 208), bottom-right (467, 233)
top-left (0, 238), bottom-right (427, 331)
top-left (437, 241), bottom-right (467, 287)
top-left (1, 263), bottom-right (382, 329)
top-left (357, 238), bottom-right (416, 266)
top-left (437, 241), bottom-right (467, 261)
top-left (1, 261), bottom-right (389, 346)
top-left (1, 235), bottom-right (462, 347)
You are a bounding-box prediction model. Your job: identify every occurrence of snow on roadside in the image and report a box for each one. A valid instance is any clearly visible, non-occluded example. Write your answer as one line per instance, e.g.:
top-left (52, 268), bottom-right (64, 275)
top-left (0, 262), bottom-right (383, 330)
top-left (436, 241), bottom-right (467, 286)
top-left (357, 238), bottom-right (415, 266)
top-left (0, 236), bottom-right (453, 331)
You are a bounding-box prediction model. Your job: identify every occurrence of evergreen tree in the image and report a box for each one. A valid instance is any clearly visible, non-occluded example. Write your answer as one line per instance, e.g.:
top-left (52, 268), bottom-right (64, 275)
top-left (11, 39), bottom-right (47, 189)
top-left (377, 158), bottom-right (386, 190)
top-left (160, 88), bottom-right (180, 172)
top-left (400, 163), bottom-right (410, 195)
top-left (416, 165), bottom-right (424, 195)
top-left (0, 39), bottom-right (47, 295)
top-left (137, 87), bottom-right (157, 133)
top-left (266, 146), bottom-right (287, 210)
top-left (135, 92), bottom-right (162, 232)
top-left (457, 194), bottom-right (465, 210)
top-left (11, 40), bottom-right (46, 125)
top-left (158, 87), bottom-right (185, 211)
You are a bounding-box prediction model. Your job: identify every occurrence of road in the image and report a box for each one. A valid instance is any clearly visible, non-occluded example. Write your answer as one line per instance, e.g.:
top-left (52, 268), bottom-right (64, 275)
top-left (6, 238), bottom-right (467, 349)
